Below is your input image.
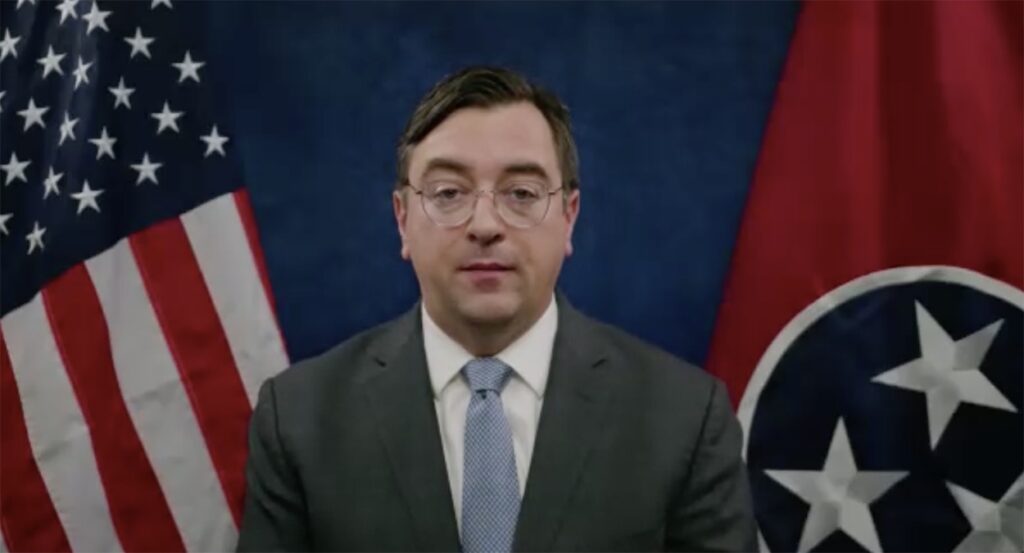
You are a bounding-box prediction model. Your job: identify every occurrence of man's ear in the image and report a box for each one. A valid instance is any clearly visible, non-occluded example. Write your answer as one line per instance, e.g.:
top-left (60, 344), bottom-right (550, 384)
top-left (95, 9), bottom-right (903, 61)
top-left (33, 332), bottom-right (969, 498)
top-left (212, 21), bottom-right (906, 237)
top-left (393, 189), bottom-right (410, 260)
top-left (563, 188), bottom-right (580, 257)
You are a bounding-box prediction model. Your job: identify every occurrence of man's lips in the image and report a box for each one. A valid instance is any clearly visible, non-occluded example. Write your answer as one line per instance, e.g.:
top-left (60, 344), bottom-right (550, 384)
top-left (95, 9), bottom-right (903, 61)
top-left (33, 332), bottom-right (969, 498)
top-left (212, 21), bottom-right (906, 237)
top-left (459, 262), bottom-right (513, 289)
top-left (460, 262), bottom-right (513, 271)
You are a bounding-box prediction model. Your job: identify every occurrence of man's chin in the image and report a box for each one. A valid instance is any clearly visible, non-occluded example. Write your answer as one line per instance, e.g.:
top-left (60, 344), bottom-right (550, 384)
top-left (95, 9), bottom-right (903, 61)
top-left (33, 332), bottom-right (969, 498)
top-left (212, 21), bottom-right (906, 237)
top-left (455, 293), bottom-right (520, 326)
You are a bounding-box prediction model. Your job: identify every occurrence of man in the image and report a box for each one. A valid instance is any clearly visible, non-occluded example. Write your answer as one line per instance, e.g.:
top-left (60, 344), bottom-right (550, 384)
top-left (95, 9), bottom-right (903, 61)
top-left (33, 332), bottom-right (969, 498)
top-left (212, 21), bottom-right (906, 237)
top-left (237, 66), bottom-right (756, 552)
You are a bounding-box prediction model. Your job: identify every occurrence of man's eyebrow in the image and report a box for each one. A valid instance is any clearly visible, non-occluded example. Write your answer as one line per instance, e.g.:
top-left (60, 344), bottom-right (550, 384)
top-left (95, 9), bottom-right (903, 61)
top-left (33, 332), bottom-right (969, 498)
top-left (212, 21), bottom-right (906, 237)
top-left (420, 158), bottom-right (472, 180)
top-left (419, 158), bottom-right (551, 182)
top-left (502, 162), bottom-right (550, 181)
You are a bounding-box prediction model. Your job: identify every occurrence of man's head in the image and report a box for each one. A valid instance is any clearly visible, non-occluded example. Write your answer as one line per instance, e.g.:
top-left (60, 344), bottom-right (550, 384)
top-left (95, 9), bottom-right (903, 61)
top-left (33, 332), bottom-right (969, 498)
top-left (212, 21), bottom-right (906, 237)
top-left (393, 66), bottom-right (581, 349)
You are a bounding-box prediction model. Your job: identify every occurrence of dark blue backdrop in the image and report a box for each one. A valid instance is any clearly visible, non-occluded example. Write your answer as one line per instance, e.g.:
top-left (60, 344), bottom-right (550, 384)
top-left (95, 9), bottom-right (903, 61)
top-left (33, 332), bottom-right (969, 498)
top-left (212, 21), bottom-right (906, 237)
top-left (202, 1), bottom-right (800, 365)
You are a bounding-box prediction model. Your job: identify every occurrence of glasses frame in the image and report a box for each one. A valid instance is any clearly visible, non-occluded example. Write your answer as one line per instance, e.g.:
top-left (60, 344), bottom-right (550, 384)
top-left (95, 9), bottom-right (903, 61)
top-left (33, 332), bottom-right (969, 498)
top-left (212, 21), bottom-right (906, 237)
top-left (405, 181), bottom-right (565, 229)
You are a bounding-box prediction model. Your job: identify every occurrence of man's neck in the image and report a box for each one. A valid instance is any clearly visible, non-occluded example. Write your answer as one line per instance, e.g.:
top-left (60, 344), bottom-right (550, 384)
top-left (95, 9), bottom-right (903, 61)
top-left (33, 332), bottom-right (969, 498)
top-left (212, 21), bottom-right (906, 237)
top-left (424, 298), bottom-right (551, 357)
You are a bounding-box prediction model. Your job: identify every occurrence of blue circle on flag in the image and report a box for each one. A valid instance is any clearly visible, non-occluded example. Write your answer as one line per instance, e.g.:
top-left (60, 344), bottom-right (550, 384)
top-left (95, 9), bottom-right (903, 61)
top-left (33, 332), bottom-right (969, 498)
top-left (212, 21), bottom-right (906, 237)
top-left (746, 276), bottom-right (1023, 552)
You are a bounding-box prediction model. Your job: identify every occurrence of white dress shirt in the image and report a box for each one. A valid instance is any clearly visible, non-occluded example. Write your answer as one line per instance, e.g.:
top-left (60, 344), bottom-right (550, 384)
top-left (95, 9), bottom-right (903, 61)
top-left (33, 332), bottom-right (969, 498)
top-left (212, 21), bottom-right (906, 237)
top-left (422, 296), bottom-right (557, 533)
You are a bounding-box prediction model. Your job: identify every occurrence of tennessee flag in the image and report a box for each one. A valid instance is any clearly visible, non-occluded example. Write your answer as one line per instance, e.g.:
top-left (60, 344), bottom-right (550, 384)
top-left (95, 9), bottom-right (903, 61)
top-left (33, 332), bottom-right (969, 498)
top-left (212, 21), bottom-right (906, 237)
top-left (707, 2), bottom-right (1022, 552)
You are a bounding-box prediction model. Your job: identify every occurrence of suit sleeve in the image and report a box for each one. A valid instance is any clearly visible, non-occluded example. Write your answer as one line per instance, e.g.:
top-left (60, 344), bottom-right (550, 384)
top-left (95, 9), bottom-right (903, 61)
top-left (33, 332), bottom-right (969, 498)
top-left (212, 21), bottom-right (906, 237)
top-left (236, 378), bottom-right (311, 552)
top-left (665, 379), bottom-right (757, 552)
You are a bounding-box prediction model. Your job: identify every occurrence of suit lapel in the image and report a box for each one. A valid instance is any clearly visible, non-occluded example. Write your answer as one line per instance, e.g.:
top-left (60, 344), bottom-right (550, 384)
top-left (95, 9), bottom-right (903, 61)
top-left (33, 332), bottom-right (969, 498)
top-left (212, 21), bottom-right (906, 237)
top-left (360, 307), bottom-right (460, 551)
top-left (514, 299), bottom-right (616, 552)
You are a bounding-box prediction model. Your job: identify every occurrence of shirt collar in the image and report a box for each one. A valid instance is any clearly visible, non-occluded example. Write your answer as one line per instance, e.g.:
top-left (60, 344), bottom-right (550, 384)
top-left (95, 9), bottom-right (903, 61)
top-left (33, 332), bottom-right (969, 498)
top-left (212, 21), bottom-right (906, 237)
top-left (422, 295), bottom-right (558, 399)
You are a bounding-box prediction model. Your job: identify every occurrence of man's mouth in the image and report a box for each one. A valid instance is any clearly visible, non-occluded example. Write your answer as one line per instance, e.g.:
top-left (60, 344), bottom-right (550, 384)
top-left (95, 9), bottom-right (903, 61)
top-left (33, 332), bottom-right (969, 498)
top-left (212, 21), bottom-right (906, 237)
top-left (460, 261), bottom-right (513, 272)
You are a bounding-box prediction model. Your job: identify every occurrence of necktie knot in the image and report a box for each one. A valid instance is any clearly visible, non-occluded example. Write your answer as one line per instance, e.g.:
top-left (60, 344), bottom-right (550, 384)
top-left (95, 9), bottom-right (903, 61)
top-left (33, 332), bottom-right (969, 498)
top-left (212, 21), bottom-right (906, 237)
top-left (463, 357), bottom-right (512, 394)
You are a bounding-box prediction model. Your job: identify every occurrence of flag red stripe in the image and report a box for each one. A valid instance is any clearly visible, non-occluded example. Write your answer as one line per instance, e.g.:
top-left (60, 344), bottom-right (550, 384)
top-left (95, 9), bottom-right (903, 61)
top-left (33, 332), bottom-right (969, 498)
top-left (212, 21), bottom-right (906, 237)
top-left (0, 335), bottom-right (71, 553)
top-left (129, 218), bottom-right (251, 526)
top-left (232, 189), bottom-right (287, 351)
top-left (41, 266), bottom-right (186, 551)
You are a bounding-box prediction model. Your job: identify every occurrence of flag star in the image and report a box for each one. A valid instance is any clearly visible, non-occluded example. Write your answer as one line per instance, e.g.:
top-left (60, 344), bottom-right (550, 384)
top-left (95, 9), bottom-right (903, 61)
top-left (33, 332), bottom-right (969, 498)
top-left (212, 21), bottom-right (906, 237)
top-left (131, 153), bottom-right (162, 185)
top-left (172, 50), bottom-right (204, 83)
top-left (109, 77), bottom-right (135, 109)
top-left (0, 91), bottom-right (5, 113)
top-left (765, 419), bottom-right (907, 553)
top-left (89, 127), bottom-right (117, 159)
top-left (151, 102), bottom-right (183, 134)
top-left (56, 0), bottom-right (79, 24)
top-left (200, 126), bottom-right (229, 157)
top-left (872, 302), bottom-right (1016, 449)
top-left (82, 1), bottom-right (112, 34)
top-left (17, 0), bottom-right (37, 9)
top-left (0, 213), bottom-right (10, 236)
top-left (151, 0), bottom-right (172, 9)
top-left (26, 221), bottom-right (46, 254)
top-left (72, 57), bottom-right (92, 89)
top-left (1, 152), bottom-right (30, 185)
top-left (58, 113), bottom-right (78, 145)
top-left (947, 473), bottom-right (1023, 552)
top-left (42, 168), bottom-right (63, 199)
top-left (0, 30), bottom-right (20, 62)
top-left (71, 180), bottom-right (104, 214)
top-left (37, 46), bottom-right (65, 79)
top-left (125, 27), bottom-right (155, 59)
top-left (17, 98), bottom-right (49, 131)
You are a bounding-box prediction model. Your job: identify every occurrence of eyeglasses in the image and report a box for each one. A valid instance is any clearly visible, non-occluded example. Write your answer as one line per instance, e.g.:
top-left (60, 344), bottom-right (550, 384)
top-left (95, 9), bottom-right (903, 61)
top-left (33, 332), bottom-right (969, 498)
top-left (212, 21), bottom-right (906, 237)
top-left (406, 180), bottom-right (564, 229)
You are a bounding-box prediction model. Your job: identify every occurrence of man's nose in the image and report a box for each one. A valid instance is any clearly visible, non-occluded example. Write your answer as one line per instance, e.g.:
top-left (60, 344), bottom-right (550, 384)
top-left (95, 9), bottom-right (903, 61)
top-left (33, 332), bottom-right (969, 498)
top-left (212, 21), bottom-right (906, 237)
top-left (466, 191), bottom-right (504, 245)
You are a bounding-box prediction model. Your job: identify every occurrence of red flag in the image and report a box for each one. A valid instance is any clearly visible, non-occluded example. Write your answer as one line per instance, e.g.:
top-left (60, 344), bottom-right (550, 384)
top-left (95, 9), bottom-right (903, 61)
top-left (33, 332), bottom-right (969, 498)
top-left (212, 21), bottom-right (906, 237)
top-left (707, 2), bottom-right (1022, 551)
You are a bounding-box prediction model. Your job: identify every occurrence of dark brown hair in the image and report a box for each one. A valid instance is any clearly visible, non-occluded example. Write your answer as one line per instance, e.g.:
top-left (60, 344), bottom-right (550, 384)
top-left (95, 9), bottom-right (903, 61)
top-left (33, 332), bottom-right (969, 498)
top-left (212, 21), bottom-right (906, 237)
top-left (395, 66), bottom-right (579, 191)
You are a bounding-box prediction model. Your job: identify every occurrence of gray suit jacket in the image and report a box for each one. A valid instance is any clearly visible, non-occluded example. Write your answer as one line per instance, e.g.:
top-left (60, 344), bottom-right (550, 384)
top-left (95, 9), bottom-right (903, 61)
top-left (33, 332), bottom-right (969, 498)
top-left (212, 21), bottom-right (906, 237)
top-left (237, 296), bottom-right (756, 552)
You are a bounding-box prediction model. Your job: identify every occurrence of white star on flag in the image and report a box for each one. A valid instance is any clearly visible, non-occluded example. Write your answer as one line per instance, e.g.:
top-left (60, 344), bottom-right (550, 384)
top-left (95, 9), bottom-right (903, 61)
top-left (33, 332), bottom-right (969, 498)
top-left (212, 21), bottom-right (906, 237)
top-left (765, 419), bottom-right (908, 553)
top-left (17, 0), bottom-right (37, 9)
top-left (948, 473), bottom-right (1023, 553)
top-left (82, 2), bottom-right (112, 35)
top-left (151, 0), bottom-right (173, 8)
top-left (2, 152), bottom-right (31, 185)
top-left (25, 221), bottom-right (46, 254)
top-left (172, 51), bottom-right (205, 83)
top-left (17, 98), bottom-right (49, 131)
top-left (131, 153), bottom-right (163, 185)
top-left (152, 102), bottom-right (184, 134)
top-left (0, 91), bottom-right (6, 114)
top-left (201, 126), bottom-right (229, 157)
top-left (0, 30), bottom-right (20, 62)
top-left (109, 77), bottom-right (135, 109)
top-left (55, 0), bottom-right (79, 24)
top-left (89, 127), bottom-right (118, 160)
top-left (59, 113), bottom-right (78, 145)
top-left (37, 46), bottom-right (65, 79)
top-left (125, 27), bottom-right (155, 59)
top-left (72, 57), bottom-right (93, 89)
top-left (872, 302), bottom-right (1016, 449)
top-left (70, 180), bottom-right (104, 214)
top-left (0, 213), bottom-right (11, 236)
top-left (43, 168), bottom-right (63, 199)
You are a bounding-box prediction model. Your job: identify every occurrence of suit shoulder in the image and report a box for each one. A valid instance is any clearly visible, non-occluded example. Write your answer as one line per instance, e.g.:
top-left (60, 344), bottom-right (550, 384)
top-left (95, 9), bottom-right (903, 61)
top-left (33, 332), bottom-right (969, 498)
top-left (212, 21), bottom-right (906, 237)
top-left (585, 315), bottom-right (720, 396)
top-left (268, 314), bottom-right (400, 396)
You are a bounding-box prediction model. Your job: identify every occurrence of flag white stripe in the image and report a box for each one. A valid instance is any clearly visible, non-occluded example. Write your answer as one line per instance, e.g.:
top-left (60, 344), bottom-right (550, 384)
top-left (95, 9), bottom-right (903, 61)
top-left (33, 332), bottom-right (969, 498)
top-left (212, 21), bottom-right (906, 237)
top-left (1, 295), bottom-right (121, 553)
top-left (181, 193), bottom-right (289, 407)
top-left (85, 238), bottom-right (238, 552)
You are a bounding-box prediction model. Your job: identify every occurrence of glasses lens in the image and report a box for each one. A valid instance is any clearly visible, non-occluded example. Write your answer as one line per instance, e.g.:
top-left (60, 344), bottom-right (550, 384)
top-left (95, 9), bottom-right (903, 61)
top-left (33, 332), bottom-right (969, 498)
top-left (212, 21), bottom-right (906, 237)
top-left (497, 182), bottom-right (550, 228)
top-left (422, 182), bottom-right (473, 226)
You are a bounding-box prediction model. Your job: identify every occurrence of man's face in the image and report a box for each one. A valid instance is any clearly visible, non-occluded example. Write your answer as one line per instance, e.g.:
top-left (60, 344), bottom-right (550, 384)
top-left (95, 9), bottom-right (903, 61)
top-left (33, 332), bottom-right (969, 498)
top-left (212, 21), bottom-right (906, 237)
top-left (394, 102), bottom-right (580, 332)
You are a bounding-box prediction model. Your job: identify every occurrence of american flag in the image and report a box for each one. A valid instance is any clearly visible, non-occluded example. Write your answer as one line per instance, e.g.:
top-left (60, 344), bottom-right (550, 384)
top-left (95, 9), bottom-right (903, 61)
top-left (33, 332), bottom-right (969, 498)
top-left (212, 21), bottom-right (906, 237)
top-left (0, 0), bottom-right (289, 550)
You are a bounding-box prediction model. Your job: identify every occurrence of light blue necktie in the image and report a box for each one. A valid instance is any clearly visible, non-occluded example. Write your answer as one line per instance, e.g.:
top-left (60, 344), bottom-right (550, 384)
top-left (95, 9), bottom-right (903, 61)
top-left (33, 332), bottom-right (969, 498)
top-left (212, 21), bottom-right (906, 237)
top-left (461, 358), bottom-right (520, 553)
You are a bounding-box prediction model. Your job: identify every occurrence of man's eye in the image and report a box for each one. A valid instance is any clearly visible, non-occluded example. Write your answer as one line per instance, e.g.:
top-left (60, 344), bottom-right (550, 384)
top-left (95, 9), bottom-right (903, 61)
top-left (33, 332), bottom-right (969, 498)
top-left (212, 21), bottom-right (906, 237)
top-left (508, 187), bottom-right (541, 201)
top-left (430, 188), bottom-right (466, 202)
